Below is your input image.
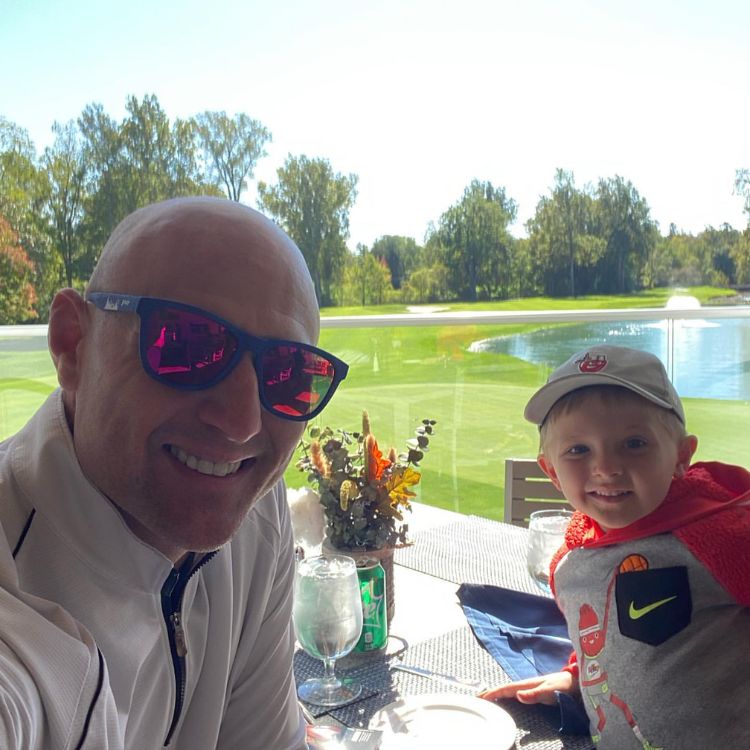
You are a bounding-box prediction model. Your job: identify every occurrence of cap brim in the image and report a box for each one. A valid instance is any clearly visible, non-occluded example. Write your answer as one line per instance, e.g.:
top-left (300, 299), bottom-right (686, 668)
top-left (524, 373), bottom-right (683, 425)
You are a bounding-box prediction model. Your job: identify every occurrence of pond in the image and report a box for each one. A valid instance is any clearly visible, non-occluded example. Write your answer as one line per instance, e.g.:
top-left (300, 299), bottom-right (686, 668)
top-left (470, 317), bottom-right (750, 402)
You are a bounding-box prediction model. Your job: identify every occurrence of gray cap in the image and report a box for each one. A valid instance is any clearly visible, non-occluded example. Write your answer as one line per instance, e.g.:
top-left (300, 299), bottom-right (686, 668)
top-left (524, 344), bottom-right (685, 425)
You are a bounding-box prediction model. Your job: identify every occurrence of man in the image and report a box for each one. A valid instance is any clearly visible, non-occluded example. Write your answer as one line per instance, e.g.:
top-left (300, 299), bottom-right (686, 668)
top-left (0, 197), bottom-right (349, 748)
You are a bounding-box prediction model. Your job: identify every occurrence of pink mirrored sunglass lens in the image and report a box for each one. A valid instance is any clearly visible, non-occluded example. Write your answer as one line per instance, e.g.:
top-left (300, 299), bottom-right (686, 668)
top-left (262, 347), bottom-right (332, 416)
top-left (143, 309), bottom-right (236, 383)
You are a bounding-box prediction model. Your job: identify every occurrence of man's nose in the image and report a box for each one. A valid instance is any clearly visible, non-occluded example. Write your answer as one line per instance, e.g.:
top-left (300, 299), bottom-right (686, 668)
top-left (196, 354), bottom-right (263, 442)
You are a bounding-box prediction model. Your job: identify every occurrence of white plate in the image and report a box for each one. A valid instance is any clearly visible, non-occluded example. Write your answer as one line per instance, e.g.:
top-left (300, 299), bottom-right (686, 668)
top-left (369, 693), bottom-right (517, 749)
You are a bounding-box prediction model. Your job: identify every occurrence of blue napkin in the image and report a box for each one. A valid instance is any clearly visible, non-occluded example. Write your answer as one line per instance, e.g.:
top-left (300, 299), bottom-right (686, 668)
top-left (457, 583), bottom-right (590, 735)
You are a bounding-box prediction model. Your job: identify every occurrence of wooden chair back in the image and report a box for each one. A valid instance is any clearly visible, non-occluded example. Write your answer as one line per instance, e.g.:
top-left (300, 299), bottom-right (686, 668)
top-left (504, 457), bottom-right (571, 526)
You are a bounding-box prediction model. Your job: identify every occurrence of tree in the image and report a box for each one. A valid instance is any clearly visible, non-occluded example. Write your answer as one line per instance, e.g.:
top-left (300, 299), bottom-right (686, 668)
top-left (342, 245), bottom-right (393, 306)
top-left (40, 121), bottom-right (89, 287)
top-left (401, 262), bottom-right (451, 303)
top-left (370, 235), bottom-right (421, 289)
top-left (433, 180), bottom-right (517, 301)
top-left (594, 176), bottom-right (658, 293)
top-left (0, 216), bottom-right (36, 322)
top-left (257, 155), bottom-right (358, 306)
top-left (79, 95), bottom-right (220, 261)
top-left (735, 168), bottom-right (750, 224)
top-left (194, 111), bottom-right (271, 201)
top-left (77, 102), bottom-right (126, 254)
top-left (731, 229), bottom-right (750, 285)
top-left (526, 169), bottom-right (604, 297)
top-left (0, 118), bottom-right (57, 314)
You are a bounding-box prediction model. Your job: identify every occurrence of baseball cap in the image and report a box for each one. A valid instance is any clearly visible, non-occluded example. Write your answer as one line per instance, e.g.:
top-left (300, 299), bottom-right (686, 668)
top-left (524, 344), bottom-right (685, 425)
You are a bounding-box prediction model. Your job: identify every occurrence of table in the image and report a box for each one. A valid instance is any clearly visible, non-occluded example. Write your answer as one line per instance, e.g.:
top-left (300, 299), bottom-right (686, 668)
top-left (294, 503), bottom-right (595, 750)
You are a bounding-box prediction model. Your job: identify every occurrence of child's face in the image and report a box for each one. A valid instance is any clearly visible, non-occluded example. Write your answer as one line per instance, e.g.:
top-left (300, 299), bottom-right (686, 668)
top-left (538, 392), bottom-right (696, 531)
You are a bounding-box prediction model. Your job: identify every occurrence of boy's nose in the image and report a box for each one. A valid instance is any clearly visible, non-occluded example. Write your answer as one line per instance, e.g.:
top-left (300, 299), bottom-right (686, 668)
top-left (592, 452), bottom-right (623, 477)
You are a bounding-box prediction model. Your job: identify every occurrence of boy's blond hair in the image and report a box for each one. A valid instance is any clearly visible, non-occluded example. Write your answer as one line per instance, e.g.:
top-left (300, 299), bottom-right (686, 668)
top-left (539, 385), bottom-right (687, 451)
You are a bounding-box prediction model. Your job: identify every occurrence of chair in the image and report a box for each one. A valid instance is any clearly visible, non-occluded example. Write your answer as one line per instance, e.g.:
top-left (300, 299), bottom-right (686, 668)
top-left (504, 458), bottom-right (571, 526)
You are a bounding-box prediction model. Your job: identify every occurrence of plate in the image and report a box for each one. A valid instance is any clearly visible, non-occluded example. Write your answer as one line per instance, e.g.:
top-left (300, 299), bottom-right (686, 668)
top-left (369, 693), bottom-right (517, 749)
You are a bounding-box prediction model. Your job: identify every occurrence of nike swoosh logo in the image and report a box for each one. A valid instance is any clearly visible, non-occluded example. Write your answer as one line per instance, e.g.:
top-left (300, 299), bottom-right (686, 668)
top-left (629, 595), bottom-right (677, 619)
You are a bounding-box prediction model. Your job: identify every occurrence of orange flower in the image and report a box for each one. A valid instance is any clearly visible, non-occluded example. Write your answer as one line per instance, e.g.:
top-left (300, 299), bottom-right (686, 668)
top-left (310, 440), bottom-right (329, 478)
top-left (365, 434), bottom-right (391, 483)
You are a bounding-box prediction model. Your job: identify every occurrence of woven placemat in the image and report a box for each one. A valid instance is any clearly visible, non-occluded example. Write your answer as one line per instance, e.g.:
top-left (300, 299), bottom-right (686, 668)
top-left (294, 649), bottom-right (381, 718)
top-left (318, 626), bottom-right (594, 750)
top-left (395, 515), bottom-right (545, 595)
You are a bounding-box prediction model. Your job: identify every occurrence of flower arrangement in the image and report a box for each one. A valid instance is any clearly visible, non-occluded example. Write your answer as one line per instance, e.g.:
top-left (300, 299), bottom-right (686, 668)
top-left (296, 412), bottom-right (438, 551)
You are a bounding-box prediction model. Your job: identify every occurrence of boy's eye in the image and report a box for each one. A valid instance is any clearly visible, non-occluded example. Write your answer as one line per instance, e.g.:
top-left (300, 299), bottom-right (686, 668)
top-left (566, 444), bottom-right (589, 456)
top-left (626, 437), bottom-right (647, 449)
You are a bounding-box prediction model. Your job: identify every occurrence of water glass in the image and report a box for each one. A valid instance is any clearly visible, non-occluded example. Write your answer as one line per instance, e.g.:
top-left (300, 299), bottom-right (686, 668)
top-left (293, 554), bottom-right (363, 706)
top-left (526, 509), bottom-right (574, 593)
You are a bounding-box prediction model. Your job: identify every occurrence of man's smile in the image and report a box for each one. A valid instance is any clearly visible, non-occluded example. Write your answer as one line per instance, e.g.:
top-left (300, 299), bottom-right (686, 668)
top-left (168, 444), bottom-right (244, 477)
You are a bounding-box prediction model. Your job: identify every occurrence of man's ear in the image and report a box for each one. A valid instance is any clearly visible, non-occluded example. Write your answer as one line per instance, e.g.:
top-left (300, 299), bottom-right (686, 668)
top-left (48, 289), bottom-right (88, 391)
top-left (537, 453), bottom-right (562, 491)
top-left (674, 434), bottom-right (699, 479)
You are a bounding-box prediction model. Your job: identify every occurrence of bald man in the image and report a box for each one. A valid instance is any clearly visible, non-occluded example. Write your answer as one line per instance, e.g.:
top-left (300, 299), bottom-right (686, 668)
top-left (0, 197), bottom-right (349, 749)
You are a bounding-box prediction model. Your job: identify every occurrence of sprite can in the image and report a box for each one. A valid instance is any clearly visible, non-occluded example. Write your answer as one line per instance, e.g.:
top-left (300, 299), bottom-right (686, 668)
top-left (353, 558), bottom-right (388, 652)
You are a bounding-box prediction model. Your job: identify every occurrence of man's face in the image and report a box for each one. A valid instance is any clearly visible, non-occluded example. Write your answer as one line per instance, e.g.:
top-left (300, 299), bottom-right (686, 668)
top-left (65, 201), bottom-right (319, 562)
top-left (538, 392), bottom-right (694, 531)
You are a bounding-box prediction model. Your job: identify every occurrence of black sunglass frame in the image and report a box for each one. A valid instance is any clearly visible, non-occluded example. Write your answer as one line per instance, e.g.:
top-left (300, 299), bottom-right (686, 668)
top-left (87, 292), bottom-right (349, 421)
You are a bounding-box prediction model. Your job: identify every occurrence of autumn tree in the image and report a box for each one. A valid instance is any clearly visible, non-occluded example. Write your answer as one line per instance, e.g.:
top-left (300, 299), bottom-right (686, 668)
top-left (0, 216), bottom-right (36, 322)
top-left (0, 118), bottom-right (57, 313)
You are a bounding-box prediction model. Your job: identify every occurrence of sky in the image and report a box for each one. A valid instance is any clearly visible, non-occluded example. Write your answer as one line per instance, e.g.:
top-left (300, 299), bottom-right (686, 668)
top-left (2, 0), bottom-right (749, 249)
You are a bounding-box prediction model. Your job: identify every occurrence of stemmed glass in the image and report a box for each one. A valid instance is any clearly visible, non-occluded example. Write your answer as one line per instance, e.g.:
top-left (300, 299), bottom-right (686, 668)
top-left (293, 554), bottom-right (363, 706)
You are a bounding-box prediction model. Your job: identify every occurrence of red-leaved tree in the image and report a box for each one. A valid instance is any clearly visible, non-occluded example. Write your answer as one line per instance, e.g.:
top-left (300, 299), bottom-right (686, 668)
top-left (0, 215), bottom-right (37, 323)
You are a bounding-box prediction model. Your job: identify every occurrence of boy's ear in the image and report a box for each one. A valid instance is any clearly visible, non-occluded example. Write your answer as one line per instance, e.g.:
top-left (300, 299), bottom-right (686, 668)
top-left (48, 289), bottom-right (88, 391)
top-left (537, 453), bottom-right (562, 491)
top-left (674, 434), bottom-right (699, 479)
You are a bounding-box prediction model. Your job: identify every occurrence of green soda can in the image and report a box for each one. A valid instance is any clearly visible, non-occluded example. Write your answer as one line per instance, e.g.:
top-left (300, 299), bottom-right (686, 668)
top-left (353, 558), bottom-right (388, 652)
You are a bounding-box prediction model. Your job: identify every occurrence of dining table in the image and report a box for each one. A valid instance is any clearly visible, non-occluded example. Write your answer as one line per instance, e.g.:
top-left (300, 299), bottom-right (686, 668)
top-left (293, 501), bottom-right (596, 749)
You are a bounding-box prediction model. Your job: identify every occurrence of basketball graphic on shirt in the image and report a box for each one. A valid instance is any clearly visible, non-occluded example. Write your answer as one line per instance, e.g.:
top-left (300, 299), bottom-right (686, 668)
top-left (619, 554), bottom-right (649, 573)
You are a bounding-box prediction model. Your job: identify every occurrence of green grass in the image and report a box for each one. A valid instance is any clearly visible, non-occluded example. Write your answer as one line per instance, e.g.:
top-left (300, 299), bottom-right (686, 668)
top-left (0, 343), bottom-right (58, 440)
top-left (2, 286), bottom-right (748, 522)
top-left (322, 286), bottom-right (735, 316)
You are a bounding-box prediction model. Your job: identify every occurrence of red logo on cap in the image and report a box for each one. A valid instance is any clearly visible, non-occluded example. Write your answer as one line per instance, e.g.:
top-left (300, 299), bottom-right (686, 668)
top-left (576, 352), bottom-right (607, 373)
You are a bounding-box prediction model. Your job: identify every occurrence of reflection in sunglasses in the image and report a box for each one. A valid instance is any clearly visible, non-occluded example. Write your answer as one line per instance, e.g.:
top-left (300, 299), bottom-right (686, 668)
top-left (88, 292), bottom-right (349, 421)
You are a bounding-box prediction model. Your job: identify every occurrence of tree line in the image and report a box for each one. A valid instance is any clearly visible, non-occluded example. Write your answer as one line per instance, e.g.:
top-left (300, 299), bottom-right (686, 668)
top-left (2, 94), bottom-right (750, 323)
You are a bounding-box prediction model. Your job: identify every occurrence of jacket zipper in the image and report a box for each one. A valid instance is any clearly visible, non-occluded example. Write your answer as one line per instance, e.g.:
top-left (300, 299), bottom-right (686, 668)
top-left (160, 551), bottom-right (217, 746)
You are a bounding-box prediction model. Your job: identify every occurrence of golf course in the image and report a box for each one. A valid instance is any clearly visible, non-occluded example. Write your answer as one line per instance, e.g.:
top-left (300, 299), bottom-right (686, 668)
top-left (2, 287), bottom-right (748, 522)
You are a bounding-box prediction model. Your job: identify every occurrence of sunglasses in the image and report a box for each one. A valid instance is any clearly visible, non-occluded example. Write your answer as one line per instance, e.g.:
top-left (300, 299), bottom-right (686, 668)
top-left (87, 292), bottom-right (348, 421)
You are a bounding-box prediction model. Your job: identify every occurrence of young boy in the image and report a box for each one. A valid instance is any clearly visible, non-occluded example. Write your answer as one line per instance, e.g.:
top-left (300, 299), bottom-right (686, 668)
top-left (481, 344), bottom-right (750, 749)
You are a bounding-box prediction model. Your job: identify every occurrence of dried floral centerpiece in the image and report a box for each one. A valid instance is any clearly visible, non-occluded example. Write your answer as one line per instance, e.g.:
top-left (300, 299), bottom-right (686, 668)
top-left (296, 412), bottom-right (438, 551)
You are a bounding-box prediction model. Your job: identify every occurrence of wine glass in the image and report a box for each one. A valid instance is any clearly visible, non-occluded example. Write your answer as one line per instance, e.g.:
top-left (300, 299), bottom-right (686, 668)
top-left (293, 554), bottom-right (363, 706)
top-left (526, 509), bottom-right (573, 593)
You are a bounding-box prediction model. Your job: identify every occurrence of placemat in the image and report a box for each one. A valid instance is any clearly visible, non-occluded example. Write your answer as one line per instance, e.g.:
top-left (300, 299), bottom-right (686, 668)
top-left (395, 515), bottom-right (545, 595)
top-left (323, 626), bottom-right (594, 750)
top-left (294, 649), bottom-right (381, 718)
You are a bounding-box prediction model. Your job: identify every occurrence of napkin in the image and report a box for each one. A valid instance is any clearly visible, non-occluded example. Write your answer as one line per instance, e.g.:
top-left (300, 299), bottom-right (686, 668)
top-left (457, 583), bottom-right (590, 735)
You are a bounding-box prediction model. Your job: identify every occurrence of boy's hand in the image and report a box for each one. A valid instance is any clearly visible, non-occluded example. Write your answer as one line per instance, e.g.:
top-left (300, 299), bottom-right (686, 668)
top-left (478, 671), bottom-right (576, 706)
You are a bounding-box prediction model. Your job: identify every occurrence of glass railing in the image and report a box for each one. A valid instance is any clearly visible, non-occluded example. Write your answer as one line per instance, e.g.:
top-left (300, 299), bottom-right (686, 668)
top-left (2, 305), bottom-right (749, 521)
